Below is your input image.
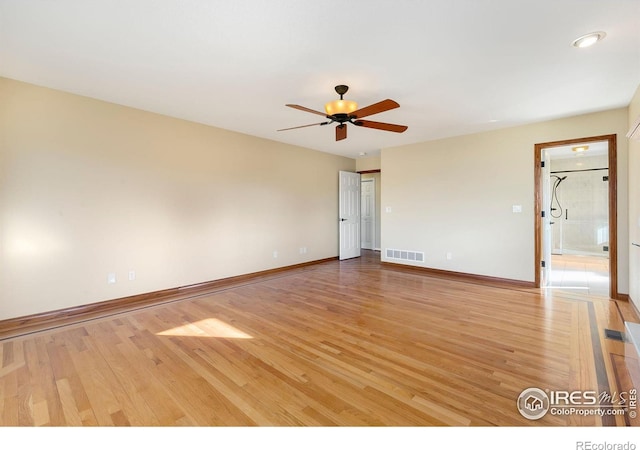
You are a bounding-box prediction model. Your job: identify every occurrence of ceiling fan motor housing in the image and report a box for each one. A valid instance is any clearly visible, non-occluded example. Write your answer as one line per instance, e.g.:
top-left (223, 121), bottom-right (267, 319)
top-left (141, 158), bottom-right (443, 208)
top-left (332, 113), bottom-right (351, 123)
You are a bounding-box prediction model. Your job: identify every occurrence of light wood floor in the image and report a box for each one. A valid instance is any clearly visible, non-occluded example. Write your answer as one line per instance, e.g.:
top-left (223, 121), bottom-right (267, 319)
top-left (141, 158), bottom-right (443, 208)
top-left (1, 251), bottom-right (639, 426)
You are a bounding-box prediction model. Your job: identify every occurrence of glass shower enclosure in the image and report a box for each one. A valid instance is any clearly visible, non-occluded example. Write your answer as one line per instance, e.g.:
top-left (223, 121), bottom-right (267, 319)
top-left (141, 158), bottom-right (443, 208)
top-left (550, 154), bottom-right (609, 257)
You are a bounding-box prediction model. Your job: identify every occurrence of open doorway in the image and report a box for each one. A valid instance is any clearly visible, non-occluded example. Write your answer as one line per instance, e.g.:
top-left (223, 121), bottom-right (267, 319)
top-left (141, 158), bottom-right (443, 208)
top-left (546, 142), bottom-right (610, 295)
top-left (360, 171), bottom-right (381, 251)
top-left (534, 134), bottom-right (618, 298)
top-left (342, 168), bottom-right (382, 261)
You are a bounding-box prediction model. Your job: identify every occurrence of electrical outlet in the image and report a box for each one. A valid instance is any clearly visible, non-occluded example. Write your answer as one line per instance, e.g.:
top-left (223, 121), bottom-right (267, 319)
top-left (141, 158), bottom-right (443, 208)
top-left (446, 252), bottom-right (453, 260)
top-left (299, 247), bottom-right (307, 254)
top-left (107, 273), bottom-right (116, 284)
top-left (273, 250), bottom-right (278, 258)
top-left (128, 270), bottom-right (136, 281)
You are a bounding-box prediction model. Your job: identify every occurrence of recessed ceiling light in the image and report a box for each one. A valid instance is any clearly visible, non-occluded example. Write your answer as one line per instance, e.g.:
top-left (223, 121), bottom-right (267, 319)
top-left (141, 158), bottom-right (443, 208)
top-left (572, 145), bottom-right (589, 152)
top-left (571, 31), bottom-right (606, 48)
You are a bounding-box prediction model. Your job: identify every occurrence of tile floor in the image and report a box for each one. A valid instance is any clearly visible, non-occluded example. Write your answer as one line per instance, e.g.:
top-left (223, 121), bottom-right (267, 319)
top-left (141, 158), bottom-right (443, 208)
top-left (547, 254), bottom-right (610, 297)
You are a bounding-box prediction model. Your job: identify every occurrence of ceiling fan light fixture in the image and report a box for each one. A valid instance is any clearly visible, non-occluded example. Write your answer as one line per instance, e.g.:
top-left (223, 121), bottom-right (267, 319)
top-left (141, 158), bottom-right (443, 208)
top-left (571, 31), bottom-right (606, 48)
top-left (280, 85), bottom-right (407, 142)
top-left (324, 99), bottom-right (358, 116)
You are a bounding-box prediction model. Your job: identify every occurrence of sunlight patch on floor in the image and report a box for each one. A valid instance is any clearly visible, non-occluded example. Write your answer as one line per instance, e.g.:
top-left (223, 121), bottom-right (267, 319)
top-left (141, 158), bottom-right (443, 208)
top-left (157, 318), bottom-right (253, 339)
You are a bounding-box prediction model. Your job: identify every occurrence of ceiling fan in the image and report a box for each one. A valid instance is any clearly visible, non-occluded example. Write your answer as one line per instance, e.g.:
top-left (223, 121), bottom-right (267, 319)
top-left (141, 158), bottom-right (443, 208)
top-left (278, 85), bottom-right (408, 141)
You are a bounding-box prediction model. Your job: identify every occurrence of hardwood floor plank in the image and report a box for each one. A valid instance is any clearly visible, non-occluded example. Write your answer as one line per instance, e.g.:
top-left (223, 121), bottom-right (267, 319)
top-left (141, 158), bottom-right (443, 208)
top-left (2, 342), bottom-right (13, 368)
top-left (55, 378), bottom-right (83, 426)
top-left (1, 368), bottom-right (18, 426)
top-left (32, 399), bottom-right (49, 426)
top-left (31, 336), bottom-right (65, 426)
top-left (16, 365), bottom-right (34, 426)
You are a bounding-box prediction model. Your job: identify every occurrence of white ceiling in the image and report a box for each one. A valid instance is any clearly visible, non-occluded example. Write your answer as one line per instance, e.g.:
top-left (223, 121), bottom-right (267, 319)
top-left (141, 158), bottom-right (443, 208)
top-left (1, 1), bottom-right (639, 159)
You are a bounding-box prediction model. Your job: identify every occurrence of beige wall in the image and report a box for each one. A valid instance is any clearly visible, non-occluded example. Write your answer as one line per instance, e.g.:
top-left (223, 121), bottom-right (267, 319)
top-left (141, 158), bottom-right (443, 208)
top-left (628, 84), bottom-right (640, 310)
top-left (0, 77), bottom-right (355, 320)
top-left (356, 156), bottom-right (381, 172)
top-left (382, 108), bottom-right (629, 289)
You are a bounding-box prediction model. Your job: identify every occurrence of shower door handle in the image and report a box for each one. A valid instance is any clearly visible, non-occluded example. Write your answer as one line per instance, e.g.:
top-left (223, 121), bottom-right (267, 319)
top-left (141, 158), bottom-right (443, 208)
top-left (565, 209), bottom-right (568, 220)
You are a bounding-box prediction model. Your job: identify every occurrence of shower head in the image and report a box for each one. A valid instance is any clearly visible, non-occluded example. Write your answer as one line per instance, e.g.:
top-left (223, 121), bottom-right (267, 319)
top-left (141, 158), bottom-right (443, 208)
top-left (553, 175), bottom-right (567, 185)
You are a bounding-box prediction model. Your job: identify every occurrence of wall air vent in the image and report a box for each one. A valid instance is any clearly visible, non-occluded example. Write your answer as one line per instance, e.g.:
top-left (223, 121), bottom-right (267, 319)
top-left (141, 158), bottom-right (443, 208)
top-left (385, 248), bottom-right (425, 263)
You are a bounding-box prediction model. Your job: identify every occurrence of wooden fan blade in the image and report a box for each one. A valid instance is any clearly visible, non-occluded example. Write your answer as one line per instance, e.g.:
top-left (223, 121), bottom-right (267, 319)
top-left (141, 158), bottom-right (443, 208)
top-left (286, 104), bottom-right (329, 117)
top-left (353, 120), bottom-right (408, 133)
top-left (350, 99), bottom-right (399, 119)
top-left (277, 122), bottom-right (329, 131)
top-left (336, 124), bottom-right (347, 141)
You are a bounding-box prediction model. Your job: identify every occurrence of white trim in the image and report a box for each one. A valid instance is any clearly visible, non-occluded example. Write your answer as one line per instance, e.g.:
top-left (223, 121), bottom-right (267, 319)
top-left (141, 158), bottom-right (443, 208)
top-left (627, 114), bottom-right (640, 140)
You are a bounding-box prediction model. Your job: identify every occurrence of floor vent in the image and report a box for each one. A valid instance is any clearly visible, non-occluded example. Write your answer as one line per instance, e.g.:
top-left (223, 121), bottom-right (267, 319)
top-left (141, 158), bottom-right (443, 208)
top-left (604, 329), bottom-right (625, 342)
top-left (385, 248), bottom-right (425, 263)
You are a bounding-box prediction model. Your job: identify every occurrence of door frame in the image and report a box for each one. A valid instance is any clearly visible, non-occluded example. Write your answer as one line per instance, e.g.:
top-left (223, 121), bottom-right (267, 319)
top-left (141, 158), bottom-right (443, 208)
top-left (534, 134), bottom-right (618, 299)
top-left (540, 148), bottom-right (552, 286)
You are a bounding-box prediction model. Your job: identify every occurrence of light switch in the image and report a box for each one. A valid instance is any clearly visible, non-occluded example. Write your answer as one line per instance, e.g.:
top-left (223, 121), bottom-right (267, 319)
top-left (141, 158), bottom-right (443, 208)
top-left (385, 206), bottom-right (392, 213)
top-left (512, 205), bottom-right (522, 213)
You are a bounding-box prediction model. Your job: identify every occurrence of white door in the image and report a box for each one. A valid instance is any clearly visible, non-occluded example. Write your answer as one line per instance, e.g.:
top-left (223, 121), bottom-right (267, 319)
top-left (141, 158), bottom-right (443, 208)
top-left (360, 179), bottom-right (375, 250)
top-left (339, 171), bottom-right (361, 260)
top-left (541, 149), bottom-right (552, 286)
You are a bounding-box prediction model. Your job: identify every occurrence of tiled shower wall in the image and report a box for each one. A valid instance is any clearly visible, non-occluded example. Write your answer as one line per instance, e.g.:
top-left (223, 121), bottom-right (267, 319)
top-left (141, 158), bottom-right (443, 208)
top-left (550, 154), bottom-right (609, 256)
